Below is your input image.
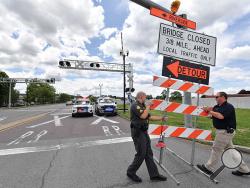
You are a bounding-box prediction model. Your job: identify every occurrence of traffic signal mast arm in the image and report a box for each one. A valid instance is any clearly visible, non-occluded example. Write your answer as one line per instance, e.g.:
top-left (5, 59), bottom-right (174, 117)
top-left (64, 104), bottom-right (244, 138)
top-left (129, 0), bottom-right (171, 13)
top-left (59, 59), bottom-right (132, 73)
top-left (0, 78), bottom-right (55, 84)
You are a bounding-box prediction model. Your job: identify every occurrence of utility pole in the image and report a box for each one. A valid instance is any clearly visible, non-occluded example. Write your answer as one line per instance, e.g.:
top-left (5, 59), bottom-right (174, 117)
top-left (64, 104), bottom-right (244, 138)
top-left (120, 32), bottom-right (129, 113)
top-left (8, 82), bottom-right (12, 108)
top-left (99, 83), bottom-right (103, 97)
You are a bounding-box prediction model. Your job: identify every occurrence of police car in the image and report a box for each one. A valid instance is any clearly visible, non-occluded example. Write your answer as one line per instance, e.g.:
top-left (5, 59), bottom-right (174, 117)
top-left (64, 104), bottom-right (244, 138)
top-left (72, 99), bottom-right (94, 117)
top-left (95, 97), bottom-right (117, 116)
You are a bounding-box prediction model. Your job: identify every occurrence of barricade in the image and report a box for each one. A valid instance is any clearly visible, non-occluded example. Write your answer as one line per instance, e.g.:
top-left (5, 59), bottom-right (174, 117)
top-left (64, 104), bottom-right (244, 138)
top-left (151, 75), bottom-right (219, 185)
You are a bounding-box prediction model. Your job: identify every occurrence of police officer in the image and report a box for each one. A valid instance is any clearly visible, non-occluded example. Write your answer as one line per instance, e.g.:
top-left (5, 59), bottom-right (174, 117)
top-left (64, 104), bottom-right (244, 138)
top-left (127, 91), bottom-right (167, 182)
top-left (197, 92), bottom-right (250, 176)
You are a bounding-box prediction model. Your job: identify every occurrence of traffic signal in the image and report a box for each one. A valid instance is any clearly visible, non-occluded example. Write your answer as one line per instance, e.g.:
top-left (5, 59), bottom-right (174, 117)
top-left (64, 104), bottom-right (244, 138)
top-left (59, 61), bottom-right (71, 67)
top-left (90, 63), bottom-right (100, 68)
top-left (171, 0), bottom-right (181, 14)
top-left (46, 78), bottom-right (55, 84)
top-left (125, 88), bottom-right (135, 93)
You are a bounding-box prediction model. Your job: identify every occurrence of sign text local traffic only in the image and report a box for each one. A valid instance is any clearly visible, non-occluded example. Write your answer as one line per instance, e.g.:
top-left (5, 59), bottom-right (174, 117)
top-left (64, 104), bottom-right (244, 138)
top-left (158, 23), bottom-right (217, 66)
top-left (162, 56), bottom-right (210, 85)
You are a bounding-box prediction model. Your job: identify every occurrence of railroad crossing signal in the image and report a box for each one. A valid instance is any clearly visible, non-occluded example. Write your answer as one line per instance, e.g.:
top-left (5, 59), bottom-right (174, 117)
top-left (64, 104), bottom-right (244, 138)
top-left (58, 59), bottom-right (132, 73)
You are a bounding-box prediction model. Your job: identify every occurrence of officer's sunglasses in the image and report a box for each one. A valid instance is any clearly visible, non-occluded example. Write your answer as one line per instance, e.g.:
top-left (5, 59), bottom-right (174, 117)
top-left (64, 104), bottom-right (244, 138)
top-left (215, 96), bottom-right (221, 99)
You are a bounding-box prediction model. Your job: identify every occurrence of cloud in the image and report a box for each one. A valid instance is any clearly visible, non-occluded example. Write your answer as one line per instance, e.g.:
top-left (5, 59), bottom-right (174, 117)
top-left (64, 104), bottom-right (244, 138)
top-left (1, 0), bottom-right (250, 97)
top-left (98, 0), bottom-right (250, 96)
top-left (0, 0), bottom-right (106, 90)
top-left (100, 27), bottom-right (118, 39)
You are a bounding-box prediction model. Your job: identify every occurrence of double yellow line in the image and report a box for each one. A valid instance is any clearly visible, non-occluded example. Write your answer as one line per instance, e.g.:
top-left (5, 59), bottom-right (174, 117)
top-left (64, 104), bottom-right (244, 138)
top-left (0, 113), bottom-right (48, 133)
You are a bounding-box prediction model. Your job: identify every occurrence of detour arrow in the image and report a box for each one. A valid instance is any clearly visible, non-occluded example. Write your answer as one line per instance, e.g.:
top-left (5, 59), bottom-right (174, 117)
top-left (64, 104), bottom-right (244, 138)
top-left (162, 57), bottom-right (210, 85)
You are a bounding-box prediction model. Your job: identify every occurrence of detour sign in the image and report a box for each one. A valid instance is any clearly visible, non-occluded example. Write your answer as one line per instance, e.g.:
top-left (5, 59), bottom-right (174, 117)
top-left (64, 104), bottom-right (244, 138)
top-left (162, 57), bottom-right (210, 85)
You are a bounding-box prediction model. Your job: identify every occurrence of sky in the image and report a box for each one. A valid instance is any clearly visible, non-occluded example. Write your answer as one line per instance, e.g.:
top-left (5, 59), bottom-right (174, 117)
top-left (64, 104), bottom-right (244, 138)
top-left (0, 0), bottom-right (250, 97)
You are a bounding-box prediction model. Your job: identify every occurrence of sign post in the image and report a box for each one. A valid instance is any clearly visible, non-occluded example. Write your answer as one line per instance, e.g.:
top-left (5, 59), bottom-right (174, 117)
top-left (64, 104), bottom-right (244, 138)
top-left (158, 23), bottom-right (217, 66)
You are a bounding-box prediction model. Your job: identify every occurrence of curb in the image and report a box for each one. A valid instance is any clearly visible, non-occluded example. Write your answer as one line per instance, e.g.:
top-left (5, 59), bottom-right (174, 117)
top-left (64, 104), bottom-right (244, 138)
top-left (0, 113), bottom-right (49, 132)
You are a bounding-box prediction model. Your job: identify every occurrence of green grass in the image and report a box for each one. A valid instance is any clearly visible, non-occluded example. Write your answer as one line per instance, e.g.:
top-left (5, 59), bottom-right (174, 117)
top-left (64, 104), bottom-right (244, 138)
top-left (118, 104), bottom-right (250, 147)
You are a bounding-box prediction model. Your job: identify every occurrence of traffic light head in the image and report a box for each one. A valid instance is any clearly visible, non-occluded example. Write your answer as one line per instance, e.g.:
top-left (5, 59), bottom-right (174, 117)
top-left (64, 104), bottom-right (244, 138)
top-left (65, 61), bottom-right (71, 67)
top-left (59, 61), bottom-right (64, 67)
top-left (59, 61), bottom-right (71, 67)
top-left (171, 0), bottom-right (181, 14)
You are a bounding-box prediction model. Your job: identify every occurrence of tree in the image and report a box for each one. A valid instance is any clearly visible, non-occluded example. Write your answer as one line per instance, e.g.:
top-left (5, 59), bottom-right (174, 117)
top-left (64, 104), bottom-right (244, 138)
top-left (146, 94), bottom-right (153, 100)
top-left (27, 83), bottom-right (56, 104)
top-left (88, 95), bottom-right (97, 103)
top-left (58, 93), bottom-right (73, 103)
top-left (170, 91), bottom-right (182, 102)
top-left (238, 89), bottom-right (250, 94)
top-left (161, 89), bottom-right (168, 99)
top-left (11, 89), bottom-right (20, 106)
top-left (0, 71), bottom-right (16, 106)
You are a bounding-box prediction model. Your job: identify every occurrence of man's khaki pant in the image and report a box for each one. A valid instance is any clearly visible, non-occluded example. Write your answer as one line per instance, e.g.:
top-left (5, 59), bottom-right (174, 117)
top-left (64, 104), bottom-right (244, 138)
top-left (205, 129), bottom-right (250, 173)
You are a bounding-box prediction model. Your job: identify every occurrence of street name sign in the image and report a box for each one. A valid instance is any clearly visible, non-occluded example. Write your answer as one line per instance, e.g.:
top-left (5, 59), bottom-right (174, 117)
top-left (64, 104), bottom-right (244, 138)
top-left (158, 23), bottom-right (217, 66)
top-left (150, 7), bottom-right (196, 30)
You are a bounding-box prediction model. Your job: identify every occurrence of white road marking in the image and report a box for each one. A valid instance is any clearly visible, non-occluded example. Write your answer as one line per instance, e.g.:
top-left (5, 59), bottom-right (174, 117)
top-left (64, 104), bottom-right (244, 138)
top-left (91, 115), bottom-right (119, 125)
top-left (7, 131), bottom-right (34, 146)
top-left (27, 115), bottom-right (70, 128)
top-left (0, 136), bottom-right (159, 156)
top-left (50, 113), bottom-right (71, 116)
top-left (102, 126), bottom-right (113, 136)
top-left (0, 116), bottom-right (7, 122)
top-left (112, 125), bottom-right (125, 136)
top-left (54, 115), bottom-right (63, 126)
top-left (27, 130), bottom-right (48, 143)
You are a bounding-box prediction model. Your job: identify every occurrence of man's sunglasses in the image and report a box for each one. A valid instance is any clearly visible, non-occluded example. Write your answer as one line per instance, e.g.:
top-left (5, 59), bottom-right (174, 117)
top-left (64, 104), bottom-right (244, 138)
top-left (215, 96), bottom-right (220, 99)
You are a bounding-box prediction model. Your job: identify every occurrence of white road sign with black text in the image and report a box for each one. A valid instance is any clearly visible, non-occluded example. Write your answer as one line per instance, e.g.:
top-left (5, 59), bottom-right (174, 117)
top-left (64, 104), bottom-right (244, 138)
top-left (157, 23), bottom-right (217, 66)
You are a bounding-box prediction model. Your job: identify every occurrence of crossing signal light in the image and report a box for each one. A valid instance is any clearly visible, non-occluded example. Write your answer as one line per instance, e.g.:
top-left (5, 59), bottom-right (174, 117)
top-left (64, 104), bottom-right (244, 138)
top-left (171, 0), bottom-right (181, 14)
top-left (59, 61), bottom-right (71, 67)
top-left (90, 63), bottom-right (100, 68)
top-left (125, 88), bottom-right (135, 93)
top-left (46, 78), bottom-right (55, 84)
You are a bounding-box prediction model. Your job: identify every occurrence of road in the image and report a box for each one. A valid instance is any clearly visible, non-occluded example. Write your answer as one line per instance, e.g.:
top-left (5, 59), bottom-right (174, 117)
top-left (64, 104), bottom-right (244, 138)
top-left (0, 104), bottom-right (249, 188)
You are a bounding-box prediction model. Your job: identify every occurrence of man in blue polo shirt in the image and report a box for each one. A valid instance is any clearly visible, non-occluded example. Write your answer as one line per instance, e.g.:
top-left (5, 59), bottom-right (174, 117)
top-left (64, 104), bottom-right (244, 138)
top-left (197, 92), bottom-right (250, 176)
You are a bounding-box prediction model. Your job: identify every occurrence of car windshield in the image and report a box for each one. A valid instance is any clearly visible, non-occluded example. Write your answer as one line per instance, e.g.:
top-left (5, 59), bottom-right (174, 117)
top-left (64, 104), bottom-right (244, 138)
top-left (75, 101), bottom-right (89, 105)
top-left (99, 99), bottom-right (113, 103)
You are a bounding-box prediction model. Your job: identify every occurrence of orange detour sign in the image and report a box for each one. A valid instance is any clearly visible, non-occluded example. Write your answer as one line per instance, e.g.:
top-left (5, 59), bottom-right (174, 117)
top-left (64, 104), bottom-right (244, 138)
top-left (150, 7), bottom-right (196, 30)
top-left (162, 57), bottom-right (210, 85)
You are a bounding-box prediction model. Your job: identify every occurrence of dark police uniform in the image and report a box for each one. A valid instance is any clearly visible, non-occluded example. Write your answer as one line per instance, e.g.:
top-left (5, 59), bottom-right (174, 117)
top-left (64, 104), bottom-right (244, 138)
top-left (212, 101), bottom-right (236, 131)
top-left (127, 101), bottom-right (159, 177)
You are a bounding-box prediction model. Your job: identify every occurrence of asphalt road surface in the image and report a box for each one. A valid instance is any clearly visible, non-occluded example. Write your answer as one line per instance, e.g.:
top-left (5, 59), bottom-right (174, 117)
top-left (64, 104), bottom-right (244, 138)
top-left (0, 104), bottom-right (249, 188)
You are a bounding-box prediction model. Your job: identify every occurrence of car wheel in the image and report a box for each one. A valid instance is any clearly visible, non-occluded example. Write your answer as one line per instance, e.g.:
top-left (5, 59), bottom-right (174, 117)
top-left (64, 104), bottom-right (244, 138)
top-left (90, 113), bottom-right (94, 117)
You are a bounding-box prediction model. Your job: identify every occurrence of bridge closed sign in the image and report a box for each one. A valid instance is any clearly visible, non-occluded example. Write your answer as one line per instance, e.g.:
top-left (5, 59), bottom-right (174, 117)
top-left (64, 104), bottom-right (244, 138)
top-left (158, 23), bottom-right (217, 66)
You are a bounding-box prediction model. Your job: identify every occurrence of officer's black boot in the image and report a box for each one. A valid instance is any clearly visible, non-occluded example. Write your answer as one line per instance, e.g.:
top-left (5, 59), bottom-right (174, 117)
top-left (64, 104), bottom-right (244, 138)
top-left (127, 172), bottom-right (142, 182)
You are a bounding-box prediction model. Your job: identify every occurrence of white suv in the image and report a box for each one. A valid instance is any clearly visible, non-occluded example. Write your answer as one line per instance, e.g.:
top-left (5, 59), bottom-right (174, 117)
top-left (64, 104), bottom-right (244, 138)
top-left (72, 99), bottom-right (94, 117)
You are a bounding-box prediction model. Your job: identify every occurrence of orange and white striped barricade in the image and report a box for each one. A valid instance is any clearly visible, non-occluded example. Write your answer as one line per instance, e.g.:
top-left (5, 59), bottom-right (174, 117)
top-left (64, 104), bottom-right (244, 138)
top-left (148, 124), bottom-right (212, 141)
top-left (150, 99), bottom-right (209, 117)
top-left (153, 75), bottom-right (214, 95)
